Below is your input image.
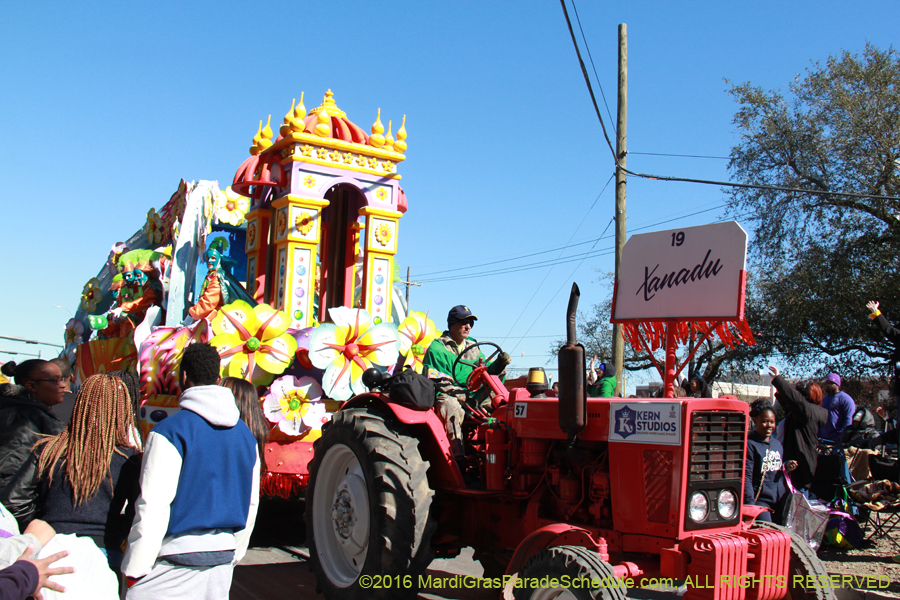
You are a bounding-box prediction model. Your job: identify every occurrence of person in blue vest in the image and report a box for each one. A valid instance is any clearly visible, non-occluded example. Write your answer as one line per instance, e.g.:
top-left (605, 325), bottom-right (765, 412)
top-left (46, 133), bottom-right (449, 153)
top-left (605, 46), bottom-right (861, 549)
top-left (121, 343), bottom-right (260, 600)
top-left (745, 399), bottom-right (796, 524)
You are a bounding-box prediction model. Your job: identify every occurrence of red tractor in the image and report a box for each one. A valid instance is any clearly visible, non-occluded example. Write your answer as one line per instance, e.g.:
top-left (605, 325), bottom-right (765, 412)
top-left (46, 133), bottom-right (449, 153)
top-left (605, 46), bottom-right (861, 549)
top-left (305, 285), bottom-right (833, 600)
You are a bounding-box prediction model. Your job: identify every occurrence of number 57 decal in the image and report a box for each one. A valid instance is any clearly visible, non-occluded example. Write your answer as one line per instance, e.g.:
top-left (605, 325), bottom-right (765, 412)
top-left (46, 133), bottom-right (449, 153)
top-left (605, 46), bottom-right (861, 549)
top-left (514, 403), bottom-right (527, 418)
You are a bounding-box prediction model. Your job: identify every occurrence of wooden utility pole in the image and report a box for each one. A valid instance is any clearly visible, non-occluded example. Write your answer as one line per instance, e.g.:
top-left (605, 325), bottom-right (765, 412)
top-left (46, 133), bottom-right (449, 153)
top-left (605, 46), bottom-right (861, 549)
top-left (612, 23), bottom-right (627, 396)
top-left (399, 266), bottom-right (421, 308)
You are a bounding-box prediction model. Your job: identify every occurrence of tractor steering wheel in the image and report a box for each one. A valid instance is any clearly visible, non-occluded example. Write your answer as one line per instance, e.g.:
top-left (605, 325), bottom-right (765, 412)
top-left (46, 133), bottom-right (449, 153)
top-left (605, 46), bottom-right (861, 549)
top-left (451, 341), bottom-right (504, 389)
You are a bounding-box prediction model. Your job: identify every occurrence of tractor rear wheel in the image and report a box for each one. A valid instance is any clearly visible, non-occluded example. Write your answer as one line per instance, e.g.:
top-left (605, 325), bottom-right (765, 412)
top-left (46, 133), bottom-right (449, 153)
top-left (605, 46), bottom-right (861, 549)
top-left (754, 521), bottom-right (836, 600)
top-left (306, 408), bottom-right (434, 600)
top-left (513, 545), bottom-right (626, 600)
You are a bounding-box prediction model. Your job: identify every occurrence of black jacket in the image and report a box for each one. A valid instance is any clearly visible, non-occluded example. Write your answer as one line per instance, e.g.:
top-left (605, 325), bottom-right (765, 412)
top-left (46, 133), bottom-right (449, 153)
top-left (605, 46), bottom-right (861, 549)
top-left (874, 314), bottom-right (900, 364)
top-left (690, 377), bottom-right (713, 398)
top-left (0, 385), bottom-right (63, 490)
top-left (0, 447), bottom-right (141, 550)
top-left (772, 375), bottom-right (828, 490)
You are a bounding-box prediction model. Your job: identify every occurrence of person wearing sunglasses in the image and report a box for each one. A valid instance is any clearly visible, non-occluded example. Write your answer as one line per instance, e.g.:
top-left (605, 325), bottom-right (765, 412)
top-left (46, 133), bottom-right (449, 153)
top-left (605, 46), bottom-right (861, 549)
top-left (0, 360), bottom-right (65, 489)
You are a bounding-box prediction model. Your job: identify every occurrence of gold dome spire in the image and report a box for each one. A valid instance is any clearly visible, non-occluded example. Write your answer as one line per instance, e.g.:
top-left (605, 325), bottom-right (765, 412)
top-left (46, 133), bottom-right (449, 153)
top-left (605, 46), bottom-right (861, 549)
top-left (250, 120), bottom-right (263, 155)
top-left (369, 108), bottom-right (385, 148)
top-left (309, 89), bottom-right (347, 119)
top-left (384, 120), bottom-right (394, 148)
top-left (290, 91), bottom-right (307, 132)
top-left (259, 115), bottom-right (274, 150)
top-left (280, 98), bottom-right (296, 137)
top-left (393, 115), bottom-right (407, 153)
top-left (314, 107), bottom-right (331, 137)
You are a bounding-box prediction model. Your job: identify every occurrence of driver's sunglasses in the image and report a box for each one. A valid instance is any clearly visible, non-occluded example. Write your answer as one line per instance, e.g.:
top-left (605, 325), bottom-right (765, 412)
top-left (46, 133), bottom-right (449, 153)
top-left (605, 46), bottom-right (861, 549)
top-left (32, 377), bottom-right (65, 385)
top-left (460, 319), bottom-right (475, 327)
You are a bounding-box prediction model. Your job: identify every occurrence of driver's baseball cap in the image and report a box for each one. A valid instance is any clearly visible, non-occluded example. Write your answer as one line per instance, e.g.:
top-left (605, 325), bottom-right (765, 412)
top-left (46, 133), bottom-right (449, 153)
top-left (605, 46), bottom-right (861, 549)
top-left (448, 305), bottom-right (478, 327)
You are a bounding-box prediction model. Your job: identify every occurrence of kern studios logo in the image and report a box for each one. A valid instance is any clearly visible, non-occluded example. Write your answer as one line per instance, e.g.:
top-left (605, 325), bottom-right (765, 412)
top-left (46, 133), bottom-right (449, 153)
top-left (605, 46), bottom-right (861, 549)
top-left (613, 406), bottom-right (636, 439)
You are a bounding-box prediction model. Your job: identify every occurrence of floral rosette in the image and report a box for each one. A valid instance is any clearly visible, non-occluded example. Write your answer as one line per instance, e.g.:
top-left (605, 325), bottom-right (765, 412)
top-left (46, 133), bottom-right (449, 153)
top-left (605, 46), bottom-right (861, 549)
top-left (81, 278), bottom-right (102, 312)
top-left (397, 311), bottom-right (439, 373)
top-left (144, 208), bottom-right (164, 245)
top-left (210, 301), bottom-right (298, 387)
top-left (263, 375), bottom-right (327, 437)
top-left (64, 318), bottom-right (85, 362)
top-left (214, 186), bottom-right (251, 226)
top-left (308, 307), bottom-right (400, 401)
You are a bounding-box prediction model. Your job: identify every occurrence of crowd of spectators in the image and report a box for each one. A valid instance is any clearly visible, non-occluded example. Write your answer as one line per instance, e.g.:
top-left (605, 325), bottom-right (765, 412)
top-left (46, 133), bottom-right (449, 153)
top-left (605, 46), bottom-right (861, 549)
top-left (0, 342), bottom-right (260, 600)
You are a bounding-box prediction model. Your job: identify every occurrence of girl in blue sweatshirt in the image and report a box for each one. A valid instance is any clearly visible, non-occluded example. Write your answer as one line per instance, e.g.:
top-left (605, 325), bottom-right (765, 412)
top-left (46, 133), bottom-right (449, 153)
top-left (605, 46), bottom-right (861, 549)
top-left (745, 400), bottom-right (795, 523)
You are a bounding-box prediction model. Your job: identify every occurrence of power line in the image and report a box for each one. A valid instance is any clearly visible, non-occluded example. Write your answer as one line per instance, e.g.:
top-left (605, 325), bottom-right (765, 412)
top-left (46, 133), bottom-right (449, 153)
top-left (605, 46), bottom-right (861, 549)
top-left (629, 151), bottom-right (729, 160)
top-left (570, 0), bottom-right (615, 135)
top-left (420, 203), bottom-right (734, 283)
top-left (510, 216), bottom-right (614, 352)
top-left (558, 8), bottom-right (900, 205)
top-left (559, 0), bottom-right (617, 160)
top-left (499, 175), bottom-right (615, 345)
top-left (621, 166), bottom-right (900, 202)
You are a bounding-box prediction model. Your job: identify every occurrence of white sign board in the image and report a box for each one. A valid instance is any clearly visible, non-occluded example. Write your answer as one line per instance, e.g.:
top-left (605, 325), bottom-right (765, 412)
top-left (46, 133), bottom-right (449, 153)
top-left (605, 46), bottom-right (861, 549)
top-left (608, 402), bottom-right (682, 445)
top-left (612, 221), bottom-right (747, 321)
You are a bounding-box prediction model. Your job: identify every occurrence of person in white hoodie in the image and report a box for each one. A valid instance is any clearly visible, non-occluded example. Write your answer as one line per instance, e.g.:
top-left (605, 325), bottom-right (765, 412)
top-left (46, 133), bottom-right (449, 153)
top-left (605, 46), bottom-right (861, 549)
top-left (121, 343), bottom-right (259, 600)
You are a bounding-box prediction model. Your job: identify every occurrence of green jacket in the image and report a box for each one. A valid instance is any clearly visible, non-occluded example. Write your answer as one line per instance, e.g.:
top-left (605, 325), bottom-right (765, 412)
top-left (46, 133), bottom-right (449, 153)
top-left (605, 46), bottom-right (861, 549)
top-left (588, 376), bottom-right (617, 398)
top-left (422, 334), bottom-right (486, 387)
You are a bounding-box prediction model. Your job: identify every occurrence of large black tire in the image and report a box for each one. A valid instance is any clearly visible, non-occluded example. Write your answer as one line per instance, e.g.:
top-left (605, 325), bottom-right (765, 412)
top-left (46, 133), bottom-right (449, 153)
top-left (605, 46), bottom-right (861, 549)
top-left (754, 521), bottom-right (836, 600)
top-left (513, 545), bottom-right (626, 600)
top-left (306, 408), bottom-right (434, 600)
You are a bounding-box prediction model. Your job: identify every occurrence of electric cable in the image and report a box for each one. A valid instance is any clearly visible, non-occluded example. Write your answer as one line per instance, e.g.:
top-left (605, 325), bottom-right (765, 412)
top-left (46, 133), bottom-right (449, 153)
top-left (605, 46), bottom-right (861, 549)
top-left (498, 174), bottom-right (615, 345)
top-left (570, 0), bottom-right (615, 134)
top-left (419, 204), bottom-right (741, 283)
top-left (509, 216), bottom-right (614, 352)
top-left (629, 152), bottom-right (729, 160)
top-left (559, 6), bottom-right (900, 204)
top-left (559, 0), bottom-right (617, 160)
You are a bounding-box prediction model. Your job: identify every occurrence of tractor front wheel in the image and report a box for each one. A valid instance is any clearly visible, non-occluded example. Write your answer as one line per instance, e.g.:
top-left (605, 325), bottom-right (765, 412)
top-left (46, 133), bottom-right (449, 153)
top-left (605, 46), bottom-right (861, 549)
top-left (754, 521), bottom-right (836, 600)
top-left (513, 545), bottom-right (626, 600)
top-left (306, 408), bottom-right (434, 600)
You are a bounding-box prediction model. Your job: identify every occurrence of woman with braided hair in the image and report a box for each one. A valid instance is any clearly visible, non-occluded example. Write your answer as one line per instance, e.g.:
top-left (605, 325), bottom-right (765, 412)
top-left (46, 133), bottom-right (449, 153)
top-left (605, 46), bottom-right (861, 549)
top-left (0, 374), bottom-right (142, 569)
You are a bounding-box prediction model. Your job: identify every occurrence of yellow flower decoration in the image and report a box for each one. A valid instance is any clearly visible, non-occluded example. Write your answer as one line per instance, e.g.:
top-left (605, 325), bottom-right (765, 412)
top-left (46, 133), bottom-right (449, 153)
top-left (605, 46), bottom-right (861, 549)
top-left (144, 208), bottom-right (164, 245)
top-left (276, 212), bottom-right (288, 237)
top-left (375, 187), bottom-right (388, 201)
top-left (303, 175), bottom-right (316, 189)
top-left (295, 212), bottom-right (314, 235)
top-left (398, 311), bottom-right (439, 373)
top-left (210, 301), bottom-right (298, 387)
top-left (81, 278), bottom-right (102, 312)
top-left (247, 222), bottom-right (258, 247)
top-left (375, 223), bottom-right (392, 246)
top-left (214, 187), bottom-right (251, 226)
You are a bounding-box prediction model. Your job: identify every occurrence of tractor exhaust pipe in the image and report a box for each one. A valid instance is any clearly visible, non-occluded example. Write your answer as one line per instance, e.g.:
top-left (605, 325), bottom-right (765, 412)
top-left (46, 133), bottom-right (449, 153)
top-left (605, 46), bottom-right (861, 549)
top-left (558, 283), bottom-right (587, 436)
top-left (566, 283), bottom-right (579, 345)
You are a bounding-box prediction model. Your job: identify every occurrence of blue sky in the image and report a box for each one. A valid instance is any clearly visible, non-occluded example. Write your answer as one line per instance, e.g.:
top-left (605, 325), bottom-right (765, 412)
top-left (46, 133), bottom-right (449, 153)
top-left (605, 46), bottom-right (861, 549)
top-left (1, 1), bottom-right (897, 389)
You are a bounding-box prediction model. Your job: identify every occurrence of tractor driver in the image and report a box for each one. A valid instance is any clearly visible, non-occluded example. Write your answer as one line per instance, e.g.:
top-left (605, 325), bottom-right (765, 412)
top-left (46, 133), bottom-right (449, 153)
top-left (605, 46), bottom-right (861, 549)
top-left (422, 305), bottom-right (510, 458)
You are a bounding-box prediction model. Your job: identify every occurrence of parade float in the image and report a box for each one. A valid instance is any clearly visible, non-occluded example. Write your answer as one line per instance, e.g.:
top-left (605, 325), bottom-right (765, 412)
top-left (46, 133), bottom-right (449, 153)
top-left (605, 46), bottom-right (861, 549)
top-left (65, 90), bottom-right (437, 497)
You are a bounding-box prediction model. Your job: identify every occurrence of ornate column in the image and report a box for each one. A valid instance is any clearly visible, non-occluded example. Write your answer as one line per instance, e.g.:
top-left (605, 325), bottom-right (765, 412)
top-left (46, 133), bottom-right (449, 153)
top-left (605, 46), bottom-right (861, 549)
top-left (244, 208), bottom-right (272, 303)
top-left (359, 206), bottom-right (402, 324)
top-left (271, 194), bottom-right (330, 329)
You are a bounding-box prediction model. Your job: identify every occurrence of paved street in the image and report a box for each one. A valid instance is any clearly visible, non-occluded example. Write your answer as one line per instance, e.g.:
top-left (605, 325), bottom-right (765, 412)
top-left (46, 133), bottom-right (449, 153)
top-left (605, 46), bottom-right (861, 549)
top-left (230, 499), bottom-right (682, 600)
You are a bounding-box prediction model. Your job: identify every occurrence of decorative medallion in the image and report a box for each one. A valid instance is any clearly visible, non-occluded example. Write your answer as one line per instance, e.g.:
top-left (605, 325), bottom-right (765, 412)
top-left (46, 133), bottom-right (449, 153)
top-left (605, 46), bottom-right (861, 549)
top-left (375, 223), bottom-right (393, 247)
top-left (295, 211), bottom-right (314, 235)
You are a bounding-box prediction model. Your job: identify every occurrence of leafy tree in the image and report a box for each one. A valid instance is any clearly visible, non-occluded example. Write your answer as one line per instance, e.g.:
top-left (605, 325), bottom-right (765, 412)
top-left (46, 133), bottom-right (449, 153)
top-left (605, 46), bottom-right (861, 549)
top-left (726, 43), bottom-right (900, 385)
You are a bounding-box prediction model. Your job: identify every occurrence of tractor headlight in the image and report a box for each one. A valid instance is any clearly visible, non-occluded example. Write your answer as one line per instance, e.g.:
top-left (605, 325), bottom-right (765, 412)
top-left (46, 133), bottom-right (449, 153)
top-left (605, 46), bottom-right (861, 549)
top-left (689, 492), bottom-right (709, 522)
top-left (717, 489), bottom-right (737, 519)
